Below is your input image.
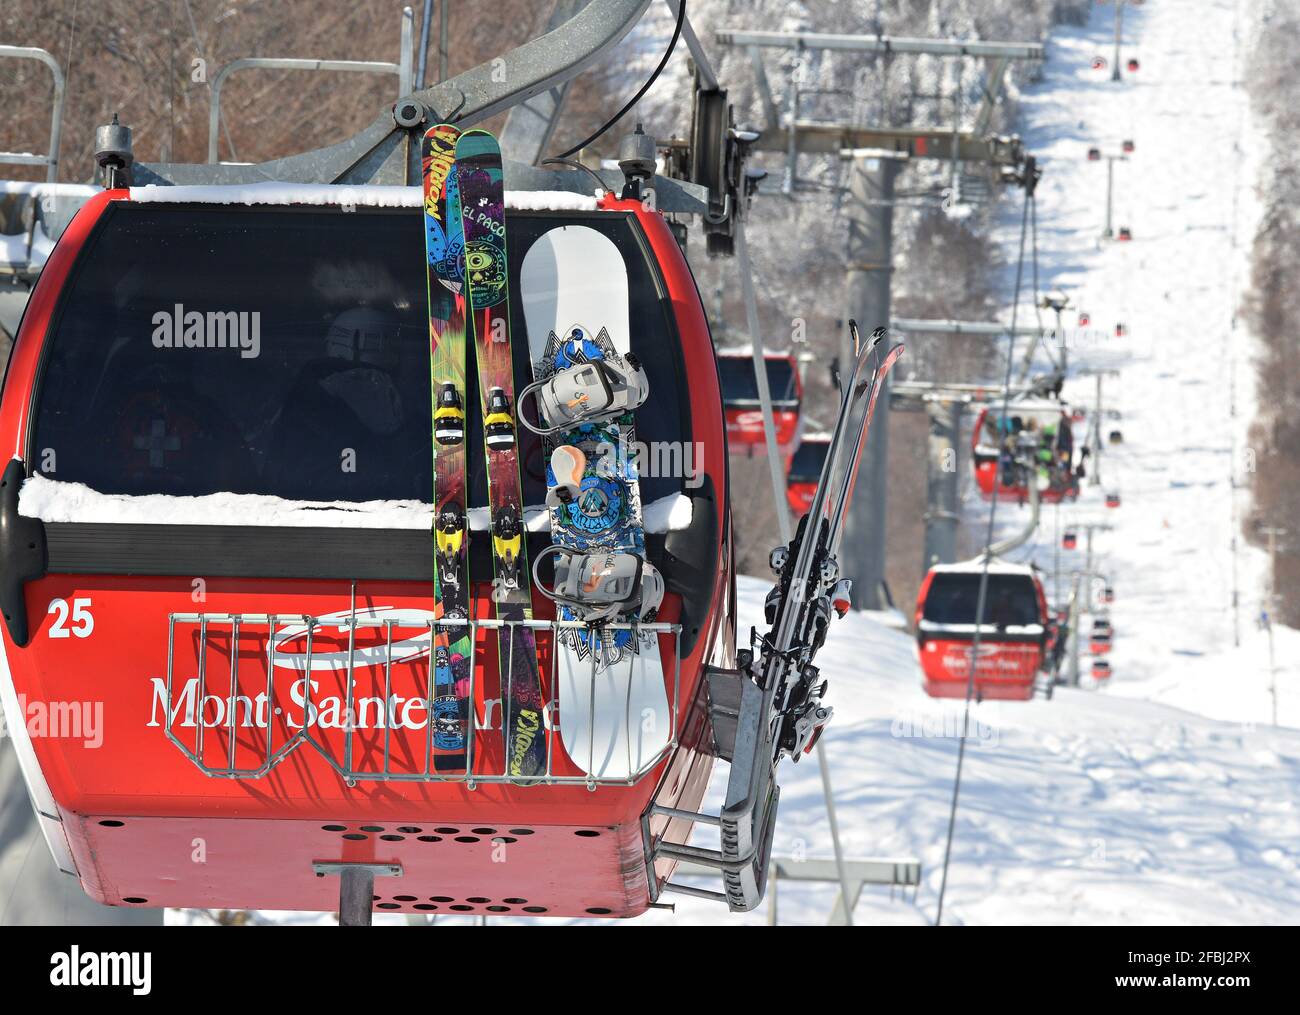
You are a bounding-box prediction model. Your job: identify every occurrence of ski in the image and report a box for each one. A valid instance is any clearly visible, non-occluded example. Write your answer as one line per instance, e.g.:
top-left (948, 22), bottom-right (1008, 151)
top-left (519, 225), bottom-right (668, 779)
top-left (423, 122), bottom-right (471, 773)
top-left (759, 325), bottom-right (904, 759)
top-left (455, 129), bottom-right (548, 783)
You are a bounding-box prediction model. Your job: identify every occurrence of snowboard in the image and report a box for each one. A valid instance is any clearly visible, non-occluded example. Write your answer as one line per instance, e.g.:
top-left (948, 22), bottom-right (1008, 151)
top-left (455, 129), bottom-right (548, 783)
top-left (519, 224), bottom-right (670, 780)
top-left (422, 122), bottom-right (471, 773)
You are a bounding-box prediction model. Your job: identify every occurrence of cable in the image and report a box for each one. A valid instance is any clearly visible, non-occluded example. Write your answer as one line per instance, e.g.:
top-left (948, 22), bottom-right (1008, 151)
top-left (552, 0), bottom-right (687, 160)
top-left (934, 187), bottom-right (1036, 927)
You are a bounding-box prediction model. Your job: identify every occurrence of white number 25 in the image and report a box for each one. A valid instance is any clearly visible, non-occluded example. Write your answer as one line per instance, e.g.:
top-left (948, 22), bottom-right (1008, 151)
top-left (48, 597), bottom-right (94, 639)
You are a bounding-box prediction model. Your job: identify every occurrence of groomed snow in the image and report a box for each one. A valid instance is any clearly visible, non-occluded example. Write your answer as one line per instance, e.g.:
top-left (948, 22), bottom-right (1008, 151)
top-left (19, 474), bottom-right (692, 534)
top-left (128, 182), bottom-right (599, 212)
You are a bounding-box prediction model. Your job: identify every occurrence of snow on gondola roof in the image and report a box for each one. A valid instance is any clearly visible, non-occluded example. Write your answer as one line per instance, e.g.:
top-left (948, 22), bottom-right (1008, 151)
top-left (127, 182), bottom-right (599, 212)
top-left (928, 557), bottom-right (1041, 576)
top-left (19, 475), bottom-right (691, 534)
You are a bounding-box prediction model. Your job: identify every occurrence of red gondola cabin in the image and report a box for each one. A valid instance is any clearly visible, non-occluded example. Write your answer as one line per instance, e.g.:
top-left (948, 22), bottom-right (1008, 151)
top-left (717, 348), bottom-right (803, 463)
top-left (971, 401), bottom-right (1079, 504)
top-left (0, 184), bottom-right (736, 919)
top-left (914, 560), bottom-right (1050, 701)
top-left (786, 434), bottom-right (831, 515)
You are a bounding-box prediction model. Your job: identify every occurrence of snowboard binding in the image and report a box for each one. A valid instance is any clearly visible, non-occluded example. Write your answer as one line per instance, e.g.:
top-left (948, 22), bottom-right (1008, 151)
top-left (434, 382), bottom-right (465, 446)
top-left (483, 387), bottom-right (516, 452)
top-left (518, 354), bottom-right (649, 436)
top-left (533, 545), bottom-right (664, 625)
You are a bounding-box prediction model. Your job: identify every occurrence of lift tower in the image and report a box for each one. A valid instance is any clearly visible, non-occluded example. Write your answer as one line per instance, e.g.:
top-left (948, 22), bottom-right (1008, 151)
top-left (716, 28), bottom-right (1043, 607)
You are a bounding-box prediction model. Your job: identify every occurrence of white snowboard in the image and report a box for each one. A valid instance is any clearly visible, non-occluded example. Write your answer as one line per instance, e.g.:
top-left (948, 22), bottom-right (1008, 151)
top-left (520, 225), bottom-right (671, 780)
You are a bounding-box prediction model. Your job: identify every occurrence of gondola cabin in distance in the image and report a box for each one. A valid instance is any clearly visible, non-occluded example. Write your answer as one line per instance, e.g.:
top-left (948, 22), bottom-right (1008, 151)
top-left (786, 434), bottom-right (831, 515)
top-left (971, 400), bottom-right (1079, 504)
top-left (716, 348), bottom-right (803, 462)
top-left (0, 182), bottom-right (732, 919)
top-left (914, 560), bottom-right (1050, 701)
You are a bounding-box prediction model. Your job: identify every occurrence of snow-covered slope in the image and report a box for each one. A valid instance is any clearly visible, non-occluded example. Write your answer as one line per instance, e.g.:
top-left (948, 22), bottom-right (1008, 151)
top-left (980, 0), bottom-right (1299, 731)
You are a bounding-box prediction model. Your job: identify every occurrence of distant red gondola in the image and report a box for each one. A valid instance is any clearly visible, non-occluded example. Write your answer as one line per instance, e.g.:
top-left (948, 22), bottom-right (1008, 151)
top-left (915, 560), bottom-right (1050, 701)
top-left (786, 434), bottom-right (831, 515)
top-left (971, 402), bottom-right (1079, 504)
top-left (717, 348), bottom-right (803, 463)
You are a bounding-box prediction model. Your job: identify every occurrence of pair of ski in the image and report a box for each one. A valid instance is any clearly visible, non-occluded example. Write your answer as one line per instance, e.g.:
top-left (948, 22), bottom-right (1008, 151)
top-left (760, 323), bottom-right (903, 759)
top-left (423, 126), bottom-right (664, 783)
top-left (424, 124), bottom-right (543, 780)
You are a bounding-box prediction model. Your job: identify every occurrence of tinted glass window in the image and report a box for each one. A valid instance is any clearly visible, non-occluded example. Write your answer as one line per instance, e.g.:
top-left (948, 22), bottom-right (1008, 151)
top-left (718, 355), bottom-right (798, 406)
top-left (788, 439), bottom-right (830, 482)
top-left (922, 573), bottom-right (1042, 626)
top-left (31, 204), bottom-right (685, 507)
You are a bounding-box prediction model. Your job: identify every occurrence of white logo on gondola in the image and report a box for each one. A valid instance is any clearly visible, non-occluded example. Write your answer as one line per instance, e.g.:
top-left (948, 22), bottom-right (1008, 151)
top-left (267, 607), bottom-right (437, 670)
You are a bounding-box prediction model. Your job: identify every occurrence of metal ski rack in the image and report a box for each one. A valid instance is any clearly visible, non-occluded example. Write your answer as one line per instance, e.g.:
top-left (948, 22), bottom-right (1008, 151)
top-left (671, 856), bottom-right (921, 925)
top-left (163, 611), bottom-right (681, 788)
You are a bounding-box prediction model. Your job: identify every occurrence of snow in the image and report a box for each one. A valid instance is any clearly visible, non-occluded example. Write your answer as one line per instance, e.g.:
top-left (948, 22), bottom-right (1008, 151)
top-left (19, 475), bottom-right (692, 534)
top-left (128, 182), bottom-right (599, 212)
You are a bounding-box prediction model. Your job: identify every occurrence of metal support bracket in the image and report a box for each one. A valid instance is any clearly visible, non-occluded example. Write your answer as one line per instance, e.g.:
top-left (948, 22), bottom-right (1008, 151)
top-left (313, 861), bottom-right (403, 927)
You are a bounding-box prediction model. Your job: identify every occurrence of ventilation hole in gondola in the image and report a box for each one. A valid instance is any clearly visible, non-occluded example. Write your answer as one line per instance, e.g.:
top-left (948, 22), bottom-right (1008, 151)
top-left (396, 826), bottom-right (422, 834)
top-left (417, 835), bottom-right (443, 843)
top-left (98, 820), bottom-right (125, 828)
top-left (377, 903), bottom-right (400, 910)
top-left (415, 904), bottom-right (437, 911)
top-left (574, 830), bottom-right (601, 837)
top-left (454, 836), bottom-right (479, 844)
top-left (431, 896), bottom-right (455, 903)
top-left (380, 834), bottom-right (404, 842)
top-left (508, 828), bottom-right (534, 836)
top-left (466, 896), bottom-right (490, 904)
top-left (503, 898), bottom-right (527, 905)
top-left (471, 827), bottom-right (497, 835)
top-left (585, 907), bottom-right (612, 915)
top-left (492, 837), bottom-right (517, 845)
top-left (450, 904), bottom-right (473, 912)
top-left (122, 897), bottom-right (148, 904)
top-left (394, 895), bottom-right (418, 902)
top-left (487, 906), bottom-right (510, 913)
top-left (522, 906), bottom-right (547, 913)
top-left (360, 825), bottom-right (384, 833)
top-left (434, 827), bottom-right (460, 834)
top-left (372, 895), bottom-right (381, 901)
top-left (342, 833), bottom-right (367, 841)
top-left (321, 824), bottom-right (347, 832)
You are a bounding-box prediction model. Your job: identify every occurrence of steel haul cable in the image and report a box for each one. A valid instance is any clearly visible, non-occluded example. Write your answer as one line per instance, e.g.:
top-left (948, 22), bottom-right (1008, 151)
top-left (934, 181), bottom-right (1038, 927)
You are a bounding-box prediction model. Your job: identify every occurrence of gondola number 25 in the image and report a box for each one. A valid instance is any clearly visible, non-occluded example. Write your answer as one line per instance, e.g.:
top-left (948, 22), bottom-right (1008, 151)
top-left (48, 598), bottom-right (94, 639)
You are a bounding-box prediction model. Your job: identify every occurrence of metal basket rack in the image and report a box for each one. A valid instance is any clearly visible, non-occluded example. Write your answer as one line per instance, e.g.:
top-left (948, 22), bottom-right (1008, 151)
top-left (162, 611), bottom-right (681, 788)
